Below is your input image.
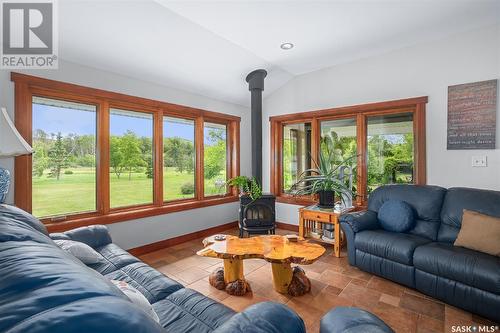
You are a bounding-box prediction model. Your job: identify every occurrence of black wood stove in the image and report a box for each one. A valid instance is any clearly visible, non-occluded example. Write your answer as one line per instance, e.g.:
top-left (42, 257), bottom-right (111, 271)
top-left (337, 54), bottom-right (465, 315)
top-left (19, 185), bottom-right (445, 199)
top-left (239, 194), bottom-right (275, 237)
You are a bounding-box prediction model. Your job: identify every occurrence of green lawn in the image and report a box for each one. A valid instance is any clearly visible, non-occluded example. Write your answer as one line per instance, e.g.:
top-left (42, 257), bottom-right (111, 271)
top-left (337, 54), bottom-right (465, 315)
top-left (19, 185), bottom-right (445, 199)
top-left (32, 167), bottom-right (226, 218)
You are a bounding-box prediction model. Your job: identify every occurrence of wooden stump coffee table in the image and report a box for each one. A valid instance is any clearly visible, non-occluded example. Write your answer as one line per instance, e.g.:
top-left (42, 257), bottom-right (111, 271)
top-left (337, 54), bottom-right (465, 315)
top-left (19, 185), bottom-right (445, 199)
top-left (197, 235), bottom-right (325, 296)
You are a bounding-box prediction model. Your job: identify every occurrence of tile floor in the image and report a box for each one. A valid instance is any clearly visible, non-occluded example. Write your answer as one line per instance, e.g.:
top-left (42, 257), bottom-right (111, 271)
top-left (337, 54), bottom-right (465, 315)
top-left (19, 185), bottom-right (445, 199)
top-left (138, 228), bottom-right (497, 333)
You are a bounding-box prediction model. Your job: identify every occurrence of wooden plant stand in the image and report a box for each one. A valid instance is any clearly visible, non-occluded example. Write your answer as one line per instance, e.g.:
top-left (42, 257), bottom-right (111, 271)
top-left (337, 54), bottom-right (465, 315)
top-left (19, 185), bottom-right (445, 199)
top-left (197, 235), bottom-right (325, 296)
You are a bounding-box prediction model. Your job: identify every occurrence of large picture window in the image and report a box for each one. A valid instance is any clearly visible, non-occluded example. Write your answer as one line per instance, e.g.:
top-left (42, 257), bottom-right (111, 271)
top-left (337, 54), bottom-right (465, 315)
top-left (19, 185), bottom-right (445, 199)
top-left (367, 113), bottom-right (414, 192)
top-left (270, 97), bottom-right (427, 205)
top-left (282, 122), bottom-right (311, 193)
top-left (32, 97), bottom-right (97, 217)
top-left (204, 122), bottom-right (228, 196)
top-left (12, 73), bottom-right (240, 231)
top-left (109, 108), bottom-right (154, 208)
top-left (163, 117), bottom-right (195, 201)
top-left (320, 118), bottom-right (357, 195)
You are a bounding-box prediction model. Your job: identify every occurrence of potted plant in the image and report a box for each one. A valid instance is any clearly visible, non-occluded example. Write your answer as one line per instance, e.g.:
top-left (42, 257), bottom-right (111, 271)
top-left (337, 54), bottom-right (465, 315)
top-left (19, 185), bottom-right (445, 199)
top-left (226, 176), bottom-right (262, 202)
top-left (291, 137), bottom-right (354, 208)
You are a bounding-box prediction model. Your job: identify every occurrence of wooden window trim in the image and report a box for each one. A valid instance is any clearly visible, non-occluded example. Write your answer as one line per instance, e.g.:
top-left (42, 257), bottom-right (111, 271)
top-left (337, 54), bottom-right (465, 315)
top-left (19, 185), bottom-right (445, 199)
top-left (270, 96), bottom-right (428, 206)
top-left (12, 72), bottom-right (240, 232)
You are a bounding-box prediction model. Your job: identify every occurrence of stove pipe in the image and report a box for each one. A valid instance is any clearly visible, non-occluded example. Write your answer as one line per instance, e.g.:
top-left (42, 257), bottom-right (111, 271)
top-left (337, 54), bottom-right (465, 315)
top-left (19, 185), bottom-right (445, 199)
top-left (245, 69), bottom-right (267, 186)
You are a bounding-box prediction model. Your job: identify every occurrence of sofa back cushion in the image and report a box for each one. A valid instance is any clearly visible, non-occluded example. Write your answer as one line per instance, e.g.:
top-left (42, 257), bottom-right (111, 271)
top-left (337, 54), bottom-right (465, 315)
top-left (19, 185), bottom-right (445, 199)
top-left (0, 204), bottom-right (48, 235)
top-left (438, 187), bottom-right (500, 243)
top-left (368, 185), bottom-right (447, 240)
top-left (0, 205), bottom-right (53, 245)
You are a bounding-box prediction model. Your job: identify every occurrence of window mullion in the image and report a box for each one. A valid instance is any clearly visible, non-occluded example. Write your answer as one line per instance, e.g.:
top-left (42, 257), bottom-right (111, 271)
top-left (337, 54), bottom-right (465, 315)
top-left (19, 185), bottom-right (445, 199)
top-left (356, 113), bottom-right (367, 206)
top-left (154, 111), bottom-right (163, 206)
top-left (195, 116), bottom-right (204, 200)
top-left (98, 100), bottom-right (110, 214)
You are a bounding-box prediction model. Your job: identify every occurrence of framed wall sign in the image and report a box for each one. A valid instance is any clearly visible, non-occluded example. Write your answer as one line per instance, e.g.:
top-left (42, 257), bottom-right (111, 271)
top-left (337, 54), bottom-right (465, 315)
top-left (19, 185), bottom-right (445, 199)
top-left (447, 79), bottom-right (497, 150)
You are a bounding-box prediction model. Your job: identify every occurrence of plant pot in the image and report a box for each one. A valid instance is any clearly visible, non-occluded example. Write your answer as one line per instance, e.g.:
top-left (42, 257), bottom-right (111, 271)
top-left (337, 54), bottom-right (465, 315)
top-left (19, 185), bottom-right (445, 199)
top-left (317, 190), bottom-right (335, 208)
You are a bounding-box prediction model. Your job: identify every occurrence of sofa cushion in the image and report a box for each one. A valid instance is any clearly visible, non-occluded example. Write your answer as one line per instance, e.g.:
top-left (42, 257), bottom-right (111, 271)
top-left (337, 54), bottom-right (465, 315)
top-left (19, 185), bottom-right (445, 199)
top-left (153, 288), bottom-right (235, 333)
top-left (413, 242), bottom-right (500, 294)
top-left (355, 230), bottom-right (430, 265)
top-left (454, 210), bottom-right (500, 256)
top-left (439, 187), bottom-right (500, 243)
top-left (0, 240), bottom-right (162, 333)
top-left (105, 262), bottom-right (183, 304)
top-left (91, 243), bottom-right (142, 275)
top-left (368, 185), bottom-right (447, 240)
top-left (378, 200), bottom-right (415, 232)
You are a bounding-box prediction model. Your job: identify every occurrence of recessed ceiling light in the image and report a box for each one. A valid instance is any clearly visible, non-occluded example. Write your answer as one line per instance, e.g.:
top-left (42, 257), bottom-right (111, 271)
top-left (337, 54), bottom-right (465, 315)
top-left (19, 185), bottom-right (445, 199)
top-left (280, 42), bottom-right (294, 50)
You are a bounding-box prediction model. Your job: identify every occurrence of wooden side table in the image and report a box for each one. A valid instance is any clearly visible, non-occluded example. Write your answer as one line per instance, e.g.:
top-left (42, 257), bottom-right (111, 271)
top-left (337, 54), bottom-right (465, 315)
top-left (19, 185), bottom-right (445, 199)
top-left (299, 205), bottom-right (353, 257)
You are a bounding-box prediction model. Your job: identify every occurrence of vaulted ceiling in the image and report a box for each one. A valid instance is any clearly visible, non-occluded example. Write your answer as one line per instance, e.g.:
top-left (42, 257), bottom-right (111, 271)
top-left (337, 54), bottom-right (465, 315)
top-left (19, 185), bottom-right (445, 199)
top-left (59, 0), bottom-right (500, 106)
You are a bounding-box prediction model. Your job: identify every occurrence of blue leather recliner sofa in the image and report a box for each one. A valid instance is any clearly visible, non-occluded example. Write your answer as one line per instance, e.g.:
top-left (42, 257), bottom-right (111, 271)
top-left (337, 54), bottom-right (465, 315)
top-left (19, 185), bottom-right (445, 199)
top-left (340, 185), bottom-right (500, 322)
top-left (0, 204), bottom-right (306, 333)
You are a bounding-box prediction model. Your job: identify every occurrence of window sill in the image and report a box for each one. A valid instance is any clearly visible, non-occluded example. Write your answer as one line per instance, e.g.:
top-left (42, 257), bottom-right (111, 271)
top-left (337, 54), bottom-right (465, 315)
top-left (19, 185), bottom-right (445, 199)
top-left (275, 195), bottom-right (317, 206)
top-left (44, 195), bottom-right (239, 233)
top-left (275, 194), bottom-right (368, 209)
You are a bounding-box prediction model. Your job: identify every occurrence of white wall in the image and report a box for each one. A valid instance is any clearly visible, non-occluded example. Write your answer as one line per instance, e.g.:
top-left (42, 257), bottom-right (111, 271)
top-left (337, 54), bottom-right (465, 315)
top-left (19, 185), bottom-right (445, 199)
top-left (0, 60), bottom-right (251, 249)
top-left (263, 25), bottom-right (500, 226)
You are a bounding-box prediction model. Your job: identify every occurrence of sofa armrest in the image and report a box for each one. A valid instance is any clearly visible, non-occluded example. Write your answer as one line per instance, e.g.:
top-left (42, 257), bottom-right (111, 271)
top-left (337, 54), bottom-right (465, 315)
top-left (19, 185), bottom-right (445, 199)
top-left (339, 210), bottom-right (378, 232)
top-left (320, 307), bottom-right (394, 333)
top-left (213, 302), bottom-right (306, 333)
top-left (340, 210), bottom-right (378, 266)
top-left (50, 225), bottom-right (112, 249)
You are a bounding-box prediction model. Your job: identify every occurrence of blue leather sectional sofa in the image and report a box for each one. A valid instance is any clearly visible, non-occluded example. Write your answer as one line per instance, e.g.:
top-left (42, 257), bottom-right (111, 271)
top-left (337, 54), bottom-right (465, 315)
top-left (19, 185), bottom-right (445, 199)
top-left (0, 204), bottom-right (306, 333)
top-left (340, 185), bottom-right (500, 322)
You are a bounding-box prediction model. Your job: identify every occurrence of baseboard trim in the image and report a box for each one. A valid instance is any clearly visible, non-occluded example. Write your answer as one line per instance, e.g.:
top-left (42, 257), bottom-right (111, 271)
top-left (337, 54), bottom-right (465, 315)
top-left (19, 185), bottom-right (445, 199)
top-left (275, 221), bottom-right (299, 232)
top-left (128, 221), bottom-right (238, 256)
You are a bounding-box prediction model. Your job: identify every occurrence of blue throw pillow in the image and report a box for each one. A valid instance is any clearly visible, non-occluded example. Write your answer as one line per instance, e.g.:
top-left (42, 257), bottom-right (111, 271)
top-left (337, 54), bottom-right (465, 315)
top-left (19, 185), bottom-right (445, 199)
top-left (378, 200), bottom-right (415, 232)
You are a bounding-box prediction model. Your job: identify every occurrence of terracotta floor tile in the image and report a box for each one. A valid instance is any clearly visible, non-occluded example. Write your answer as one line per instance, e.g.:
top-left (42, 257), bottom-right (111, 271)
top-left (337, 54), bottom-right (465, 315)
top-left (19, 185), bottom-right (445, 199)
top-left (174, 266), bottom-right (210, 284)
top-left (348, 277), bottom-right (370, 287)
top-left (170, 248), bottom-right (196, 259)
top-left (400, 292), bottom-right (445, 321)
top-left (221, 293), bottom-right (270, 312)
top-left (301, 268), bottom-right (322, 281)
top-left (324, 285), bottom-right (342, 296)
top-left (148, 259), bottom-right (169, 268)
top-left (319, 270), bottom-right (352, 289)
top-left (304, 260), bottom-right (331, 274)
top-left (156, 262), bottom-right (186, 276)
top-left (417, 314), bottom-right (444, 333)
top-left (251, 281), bottom-right (290, 304)
top-left (341, 266), bottom-right (374, 281)
top-left (372, 302), bottom-right (418, 333)
top-left (366, 276), bottom-right (405, 297)
top-left (379, 293), bottom-right (401, 307)
top-left (187, 279), bottom-right (214, 296)
top-left (339, 282), bottom-right (381, 309)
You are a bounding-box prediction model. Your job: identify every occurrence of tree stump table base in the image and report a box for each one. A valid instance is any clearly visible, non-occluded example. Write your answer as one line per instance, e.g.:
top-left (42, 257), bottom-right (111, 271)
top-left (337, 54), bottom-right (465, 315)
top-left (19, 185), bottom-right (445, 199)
top-left (208, 266), bottom-right (251, 296)
top-left (288, 266), bottom-right (311, 296)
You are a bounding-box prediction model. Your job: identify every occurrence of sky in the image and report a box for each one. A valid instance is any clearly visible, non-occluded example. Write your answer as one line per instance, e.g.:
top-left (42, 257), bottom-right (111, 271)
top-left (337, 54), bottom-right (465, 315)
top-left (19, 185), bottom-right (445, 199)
top-left (33, 104), bottom-right (197, 140)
